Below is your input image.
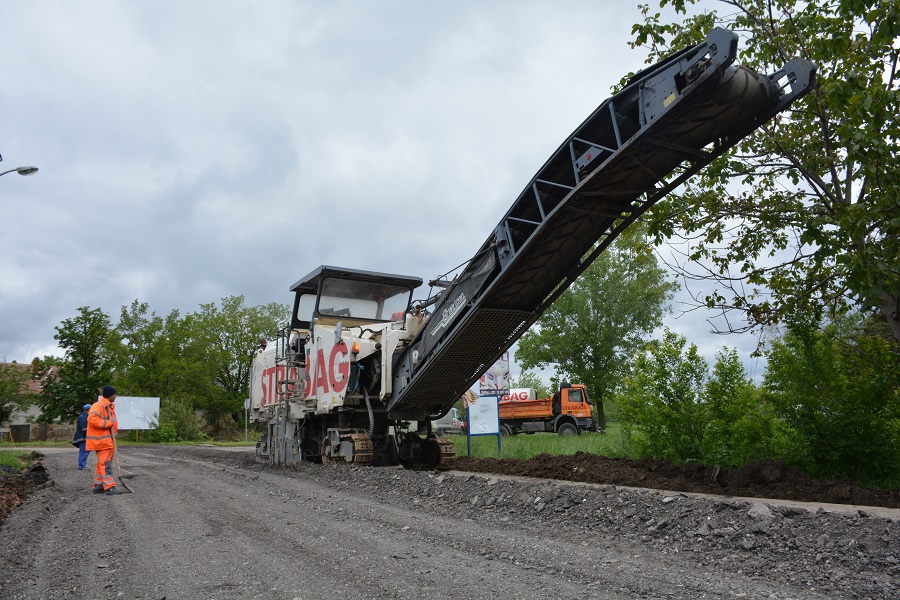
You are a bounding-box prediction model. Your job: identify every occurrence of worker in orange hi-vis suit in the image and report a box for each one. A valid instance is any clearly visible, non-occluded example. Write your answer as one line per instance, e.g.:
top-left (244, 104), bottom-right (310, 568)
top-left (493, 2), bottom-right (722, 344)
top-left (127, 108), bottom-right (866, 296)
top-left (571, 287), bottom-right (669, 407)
top-left (86, 385), bottom-right (120, 495)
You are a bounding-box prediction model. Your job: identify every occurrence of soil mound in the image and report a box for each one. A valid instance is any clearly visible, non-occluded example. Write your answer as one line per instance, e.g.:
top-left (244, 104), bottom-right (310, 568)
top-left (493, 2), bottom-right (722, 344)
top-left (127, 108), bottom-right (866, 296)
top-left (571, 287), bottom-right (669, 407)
top-left (0, 459), bottom-right (50, 522)
top-left (453, 452), bottom-right (900, 508)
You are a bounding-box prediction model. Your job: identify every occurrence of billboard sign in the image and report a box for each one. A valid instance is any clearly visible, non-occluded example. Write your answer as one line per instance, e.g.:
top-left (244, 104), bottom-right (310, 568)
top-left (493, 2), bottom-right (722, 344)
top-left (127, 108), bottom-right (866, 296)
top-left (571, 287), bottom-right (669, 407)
top-left (479, 352), bottom-right (510, 396)
top-left (98, 396), bottom-right (160, 430)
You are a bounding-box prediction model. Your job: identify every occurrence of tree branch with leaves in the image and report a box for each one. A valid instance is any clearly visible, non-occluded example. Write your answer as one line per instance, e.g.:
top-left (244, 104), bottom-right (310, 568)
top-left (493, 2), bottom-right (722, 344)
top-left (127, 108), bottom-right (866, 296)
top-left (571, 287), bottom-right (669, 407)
top-left (631, 0), bottom-right (900, 344)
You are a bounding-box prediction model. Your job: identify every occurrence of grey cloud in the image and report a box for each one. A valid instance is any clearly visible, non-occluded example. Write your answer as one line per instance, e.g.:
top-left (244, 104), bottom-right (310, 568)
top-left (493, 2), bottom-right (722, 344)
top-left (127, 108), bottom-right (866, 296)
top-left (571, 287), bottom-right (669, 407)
top-left (1, 1), bottom-right (759, 377)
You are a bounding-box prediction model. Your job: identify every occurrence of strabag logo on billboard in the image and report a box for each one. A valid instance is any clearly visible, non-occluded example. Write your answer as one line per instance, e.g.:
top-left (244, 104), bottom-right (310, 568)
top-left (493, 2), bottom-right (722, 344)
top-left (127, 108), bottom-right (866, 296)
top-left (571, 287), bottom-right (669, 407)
top-left (429, 292), bottom-right (466, 337)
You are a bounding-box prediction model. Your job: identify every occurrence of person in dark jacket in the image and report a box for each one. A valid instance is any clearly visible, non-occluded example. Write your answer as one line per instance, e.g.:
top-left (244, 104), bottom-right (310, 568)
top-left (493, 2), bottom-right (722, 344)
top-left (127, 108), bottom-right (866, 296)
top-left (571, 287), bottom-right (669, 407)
top-left (72, 404), bottom-right (91, 470)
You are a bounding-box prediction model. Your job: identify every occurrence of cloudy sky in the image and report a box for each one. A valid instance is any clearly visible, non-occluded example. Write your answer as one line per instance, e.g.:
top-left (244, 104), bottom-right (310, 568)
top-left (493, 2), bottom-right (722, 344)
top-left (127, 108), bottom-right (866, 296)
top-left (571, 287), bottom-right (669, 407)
top-left (0, 1), bottom-right (768, 380)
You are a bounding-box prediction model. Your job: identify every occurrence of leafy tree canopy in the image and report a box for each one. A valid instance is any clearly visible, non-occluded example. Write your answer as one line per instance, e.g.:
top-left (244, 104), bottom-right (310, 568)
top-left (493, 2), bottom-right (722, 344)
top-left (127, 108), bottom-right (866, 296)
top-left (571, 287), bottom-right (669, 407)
top-left (108, 301), bottom-right (202, 402)
top-left (108, 295), bottom-right (288, 426)
top-left (184, 295), bottom-right (289, 421)
top-left (39, 306), bottom-right (114, 422)
top-left (630, 0), bottom-right (900, 344)
top-left (37, 297), bottom-right (288, 432)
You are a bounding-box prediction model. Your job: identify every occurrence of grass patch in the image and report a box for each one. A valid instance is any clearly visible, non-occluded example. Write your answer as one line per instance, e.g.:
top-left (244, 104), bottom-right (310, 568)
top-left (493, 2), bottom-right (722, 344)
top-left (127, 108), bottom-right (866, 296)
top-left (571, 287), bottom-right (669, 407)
top-left (195, 441), bottom-right (257, 447)
top-left (135, 440), bottom-right (256, 447)
top-left (454, 422), bottom-right (627, 460)
top-left (0, 441), bottom-right (69, 448)
top-left (0, 450), bottom-right (34, 471)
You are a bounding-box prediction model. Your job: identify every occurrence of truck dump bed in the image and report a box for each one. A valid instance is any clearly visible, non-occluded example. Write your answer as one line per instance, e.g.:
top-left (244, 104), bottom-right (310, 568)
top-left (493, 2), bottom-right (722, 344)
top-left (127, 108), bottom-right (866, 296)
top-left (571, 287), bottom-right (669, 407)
top-left (499, 398), bottom-right (553, 421)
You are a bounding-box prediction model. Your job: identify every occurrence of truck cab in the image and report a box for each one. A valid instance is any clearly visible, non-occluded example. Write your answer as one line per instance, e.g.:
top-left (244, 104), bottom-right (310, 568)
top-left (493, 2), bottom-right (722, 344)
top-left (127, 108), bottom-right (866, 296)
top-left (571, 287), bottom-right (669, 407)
top-left (554, 384), bottom-right (593, 421)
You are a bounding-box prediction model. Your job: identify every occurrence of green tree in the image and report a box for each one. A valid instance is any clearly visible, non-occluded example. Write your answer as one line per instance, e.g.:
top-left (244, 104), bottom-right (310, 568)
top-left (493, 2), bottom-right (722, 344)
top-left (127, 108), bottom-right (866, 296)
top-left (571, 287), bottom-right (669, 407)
top-left (0, 362), bottom-right (31, 424)
top-left (145, 309), bottom-right (207, 401)
top-left (39, 307), bottom-right (114, 422)
top-left (700, 348), bottom-right (774, 466)
top-left (30, 355), bottom-right (64, 375)
top-left (516, 227), bottom-right (677, 430)
top-left (106, 297), bottom-right (286, 437)
top-left (763, 314), bottom-right (900, 484)
top-left (145, 397), bottom-right (206, 443)
top-left (108, 300), bottom-right (160, 394)
top-left (630, 0), bottom-right (900, 344)
top-left (186, 296), bottom-right (288, 424)
top-left (619, 337), bottom-right (786, 466)
top-left (617, 329), bottom-right (709, 462)
top-left (108, 301), bottom-right (197, 400)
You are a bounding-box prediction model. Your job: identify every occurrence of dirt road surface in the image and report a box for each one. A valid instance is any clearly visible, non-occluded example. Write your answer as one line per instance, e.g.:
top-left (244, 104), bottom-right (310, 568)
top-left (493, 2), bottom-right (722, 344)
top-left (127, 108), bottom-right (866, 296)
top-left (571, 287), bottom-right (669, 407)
top-left (1, 445), bottom-right (897, 599)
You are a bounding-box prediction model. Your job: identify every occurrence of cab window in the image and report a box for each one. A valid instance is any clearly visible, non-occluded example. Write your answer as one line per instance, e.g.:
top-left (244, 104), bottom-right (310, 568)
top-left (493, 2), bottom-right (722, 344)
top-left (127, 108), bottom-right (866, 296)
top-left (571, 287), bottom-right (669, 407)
top-left (317, 277), bottom-right (412, 322)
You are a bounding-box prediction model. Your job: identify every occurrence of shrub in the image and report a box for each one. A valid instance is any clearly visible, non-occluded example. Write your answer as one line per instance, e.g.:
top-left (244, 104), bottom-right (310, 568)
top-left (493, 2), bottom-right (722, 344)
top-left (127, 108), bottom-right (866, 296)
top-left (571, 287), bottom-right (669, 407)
top-left (146, 397), bottom-right (206, 443)
top-left (763, 316), bottom-right (900, 485)
top-left (617, 330), bottom-right (708, 463)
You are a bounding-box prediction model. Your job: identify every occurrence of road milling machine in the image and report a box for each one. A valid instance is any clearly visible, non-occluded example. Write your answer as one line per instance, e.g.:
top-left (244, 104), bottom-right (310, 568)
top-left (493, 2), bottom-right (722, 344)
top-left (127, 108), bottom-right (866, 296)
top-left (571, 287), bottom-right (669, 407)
top-left (249, 28), bottom-right (815, 469)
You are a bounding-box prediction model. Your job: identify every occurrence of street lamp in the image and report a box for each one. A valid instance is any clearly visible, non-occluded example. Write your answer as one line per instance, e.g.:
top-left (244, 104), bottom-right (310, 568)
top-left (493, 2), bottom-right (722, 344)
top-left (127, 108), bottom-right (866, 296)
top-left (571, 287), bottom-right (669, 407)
top-left (0, 166), bottom-right (39, 177)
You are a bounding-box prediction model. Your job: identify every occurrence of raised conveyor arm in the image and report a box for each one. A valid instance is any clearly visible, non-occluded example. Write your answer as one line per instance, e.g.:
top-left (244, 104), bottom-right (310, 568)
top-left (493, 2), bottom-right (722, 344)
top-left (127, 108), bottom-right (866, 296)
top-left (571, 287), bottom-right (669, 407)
top-left (389, 28), bottom-right (815, 417)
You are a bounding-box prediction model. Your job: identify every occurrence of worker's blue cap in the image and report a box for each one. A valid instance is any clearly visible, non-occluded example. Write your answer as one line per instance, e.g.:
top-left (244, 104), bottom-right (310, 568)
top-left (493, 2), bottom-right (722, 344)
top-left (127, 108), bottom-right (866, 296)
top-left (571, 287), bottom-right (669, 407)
top-left (83, 404), bottom-right (91, 409)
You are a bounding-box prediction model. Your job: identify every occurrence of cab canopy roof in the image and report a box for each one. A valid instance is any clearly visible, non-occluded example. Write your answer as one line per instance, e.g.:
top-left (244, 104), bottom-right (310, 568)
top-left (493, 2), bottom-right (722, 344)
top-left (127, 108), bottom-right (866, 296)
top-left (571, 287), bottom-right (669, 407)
top-left (289, 265), bottom-right (423, 294)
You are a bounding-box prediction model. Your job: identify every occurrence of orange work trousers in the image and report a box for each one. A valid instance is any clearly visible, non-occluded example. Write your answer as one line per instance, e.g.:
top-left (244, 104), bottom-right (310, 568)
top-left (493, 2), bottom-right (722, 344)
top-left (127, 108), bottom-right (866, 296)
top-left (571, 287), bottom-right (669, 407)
top-left (92, 447), bottom-right (116, 491)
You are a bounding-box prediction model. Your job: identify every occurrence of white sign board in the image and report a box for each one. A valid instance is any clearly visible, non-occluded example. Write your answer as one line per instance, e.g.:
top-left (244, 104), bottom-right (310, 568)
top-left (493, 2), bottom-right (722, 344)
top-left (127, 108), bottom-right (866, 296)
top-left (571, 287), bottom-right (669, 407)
top-left (98, 396), bottom-right (160, 430)
top-left (467, 394), bottom-right (500, 435)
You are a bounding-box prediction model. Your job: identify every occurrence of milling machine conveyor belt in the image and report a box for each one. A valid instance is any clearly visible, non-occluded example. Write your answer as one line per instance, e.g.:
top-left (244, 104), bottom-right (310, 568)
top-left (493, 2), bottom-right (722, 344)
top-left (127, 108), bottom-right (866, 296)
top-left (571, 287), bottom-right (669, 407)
top-left (389, 28), bottom-right (815, 416)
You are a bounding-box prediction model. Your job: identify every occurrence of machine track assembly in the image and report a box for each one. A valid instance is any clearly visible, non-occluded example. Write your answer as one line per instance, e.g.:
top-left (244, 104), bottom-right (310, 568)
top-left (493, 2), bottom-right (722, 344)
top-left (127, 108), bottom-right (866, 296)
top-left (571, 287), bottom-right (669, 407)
top-left (434, 438), bottom-right (456, 470)
top-left (398, 435), bottom-right (456, 471)
top-left (321, 432), bottom-right (374, 465)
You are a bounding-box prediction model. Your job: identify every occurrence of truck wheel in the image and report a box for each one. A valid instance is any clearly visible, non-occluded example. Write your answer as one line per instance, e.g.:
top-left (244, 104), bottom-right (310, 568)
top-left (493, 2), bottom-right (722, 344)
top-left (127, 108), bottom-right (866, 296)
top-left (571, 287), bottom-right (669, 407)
top-left (500, 424), bottom-right (514, 437)
top-left (557, 423), bottom-right (579, 436)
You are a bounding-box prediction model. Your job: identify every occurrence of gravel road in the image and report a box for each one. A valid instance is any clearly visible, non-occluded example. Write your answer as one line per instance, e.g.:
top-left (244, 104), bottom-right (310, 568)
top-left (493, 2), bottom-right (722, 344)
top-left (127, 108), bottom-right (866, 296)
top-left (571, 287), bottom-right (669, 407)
top-left (1, 445), bottom-right (897, 599)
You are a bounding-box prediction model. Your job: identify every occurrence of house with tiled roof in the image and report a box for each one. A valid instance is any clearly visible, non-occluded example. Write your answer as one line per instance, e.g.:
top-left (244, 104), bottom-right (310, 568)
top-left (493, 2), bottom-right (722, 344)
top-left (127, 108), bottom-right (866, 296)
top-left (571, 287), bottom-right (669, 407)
top-left (0, 360), bottom-right (58, 442)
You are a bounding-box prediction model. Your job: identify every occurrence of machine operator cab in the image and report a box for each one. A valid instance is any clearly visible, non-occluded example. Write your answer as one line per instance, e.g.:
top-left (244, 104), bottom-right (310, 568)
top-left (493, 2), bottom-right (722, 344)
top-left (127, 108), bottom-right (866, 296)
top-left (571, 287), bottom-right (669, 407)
top-left (286, 265), bottom-right (424, 364)
top-left (290, 265), bottom-right (423, 328)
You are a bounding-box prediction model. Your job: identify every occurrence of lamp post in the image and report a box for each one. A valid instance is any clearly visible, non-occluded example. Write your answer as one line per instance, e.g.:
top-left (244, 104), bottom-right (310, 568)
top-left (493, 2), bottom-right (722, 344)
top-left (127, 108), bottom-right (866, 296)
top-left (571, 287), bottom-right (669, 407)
top-left (244, 398), bottom-right (250, 442)
top-left (0, 166), bottom-right (39, 177)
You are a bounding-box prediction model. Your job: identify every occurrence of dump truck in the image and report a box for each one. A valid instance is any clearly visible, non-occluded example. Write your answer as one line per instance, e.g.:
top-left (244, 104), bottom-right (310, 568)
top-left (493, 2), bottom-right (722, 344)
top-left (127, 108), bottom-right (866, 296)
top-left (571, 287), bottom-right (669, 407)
top-left (499, 384), bottom-right (595, 436)
top-left (249, 28), bottom-right (814, 470)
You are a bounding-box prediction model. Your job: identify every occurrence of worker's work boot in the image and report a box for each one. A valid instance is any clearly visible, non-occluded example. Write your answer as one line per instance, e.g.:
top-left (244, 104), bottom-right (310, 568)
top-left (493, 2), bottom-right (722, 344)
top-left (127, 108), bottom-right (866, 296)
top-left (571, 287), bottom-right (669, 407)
top-left (105, 487), bottom-right (121, 495)
top-left (91, 486), bottom-right (105, 494)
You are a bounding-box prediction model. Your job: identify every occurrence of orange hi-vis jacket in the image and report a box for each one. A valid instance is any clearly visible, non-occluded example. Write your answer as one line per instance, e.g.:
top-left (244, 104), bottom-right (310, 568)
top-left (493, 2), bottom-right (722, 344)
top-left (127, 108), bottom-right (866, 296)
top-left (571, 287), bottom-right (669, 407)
top-left (85, 397), bottom-right (118, 451)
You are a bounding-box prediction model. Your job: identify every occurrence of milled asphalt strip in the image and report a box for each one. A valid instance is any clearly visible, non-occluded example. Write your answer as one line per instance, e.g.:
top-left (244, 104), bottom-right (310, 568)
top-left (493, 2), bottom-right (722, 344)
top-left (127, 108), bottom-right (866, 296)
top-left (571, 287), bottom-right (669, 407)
top-left (16, 446), bottom-right (900, 519)
top-left (446, 470), bottom-right (900, 519)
